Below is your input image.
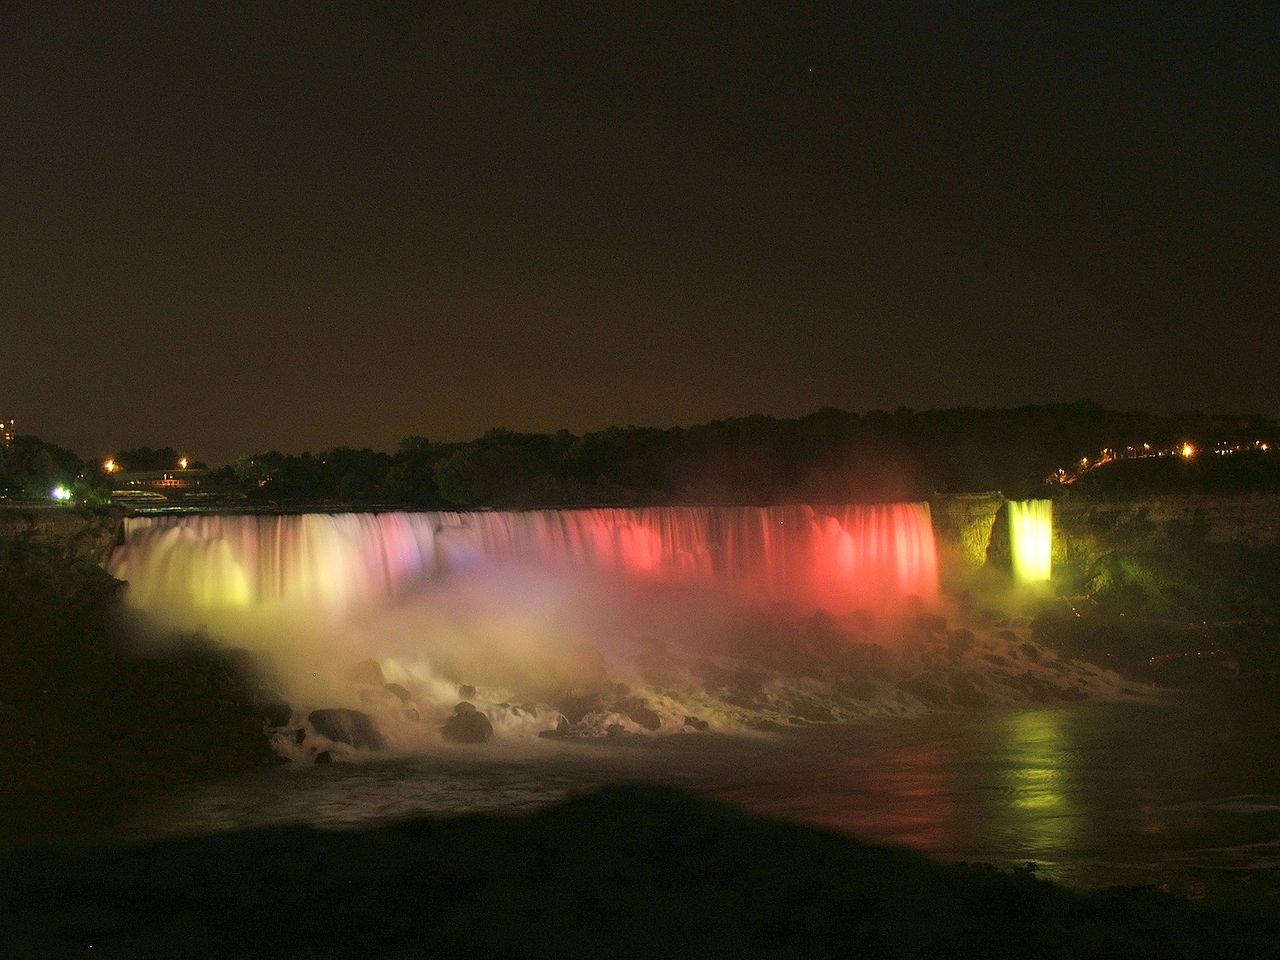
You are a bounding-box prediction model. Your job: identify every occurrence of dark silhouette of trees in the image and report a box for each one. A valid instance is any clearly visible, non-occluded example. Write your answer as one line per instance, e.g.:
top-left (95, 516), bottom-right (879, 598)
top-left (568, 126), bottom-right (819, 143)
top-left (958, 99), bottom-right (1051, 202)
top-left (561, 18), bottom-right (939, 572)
top-left (11, 402), bottom-right (1276, 508)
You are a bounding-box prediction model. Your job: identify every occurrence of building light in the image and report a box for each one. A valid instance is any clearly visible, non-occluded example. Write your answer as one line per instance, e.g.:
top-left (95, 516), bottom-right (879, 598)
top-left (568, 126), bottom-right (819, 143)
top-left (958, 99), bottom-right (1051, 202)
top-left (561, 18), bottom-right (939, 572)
top-left (104, 458), bottom-right (118, 473)
top-left (50, 485), bottom-right (71, 501)
top-left (178, 456), bottom-right (189, 470)
top-left (1181, 443), bottom-right (1195, 459)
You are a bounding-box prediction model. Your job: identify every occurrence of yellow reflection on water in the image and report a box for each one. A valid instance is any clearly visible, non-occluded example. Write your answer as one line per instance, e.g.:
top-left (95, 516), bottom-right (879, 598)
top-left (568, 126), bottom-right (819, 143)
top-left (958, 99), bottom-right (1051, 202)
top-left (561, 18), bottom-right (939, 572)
top-left (998, 709), bottom-right (1078, 864)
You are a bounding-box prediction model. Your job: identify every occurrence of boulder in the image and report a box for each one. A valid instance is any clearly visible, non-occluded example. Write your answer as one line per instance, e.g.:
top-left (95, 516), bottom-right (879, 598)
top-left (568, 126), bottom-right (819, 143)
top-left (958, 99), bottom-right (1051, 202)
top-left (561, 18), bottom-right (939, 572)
top-left (458, 684), bottom-right (476, 699)
top-left (308, 708), bottom-right (386, 750)
top-left (557, 692), bottom-right (602, 724)
top-left (606, 723), bottom-right (626, 737)
top-left (260, 702), bottom-right (292, 727)
top-left (620, 698), bottom-right (661, 731)
top-left (384, 683), bottom-right (413, 703)
top-left (915, 613), bottom-right (947, 635)
top-left (347, 659), bottom-right (385, 687)
top-left (314, 750), bottom-right (332, 764)
top-left (683, 716), bottom-right (709, 732)
top-left (538, 715), bottom-right (573, 739)
top-left (947, 629), bottom-right (976, 659)
top-left (442, 705), bottom-right (493, 744)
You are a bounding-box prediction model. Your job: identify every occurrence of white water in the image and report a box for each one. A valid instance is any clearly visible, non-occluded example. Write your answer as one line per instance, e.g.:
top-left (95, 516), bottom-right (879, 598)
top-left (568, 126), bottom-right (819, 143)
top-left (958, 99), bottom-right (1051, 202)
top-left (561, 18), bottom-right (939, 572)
top-left (107, 505), bottom-right (1136, 752)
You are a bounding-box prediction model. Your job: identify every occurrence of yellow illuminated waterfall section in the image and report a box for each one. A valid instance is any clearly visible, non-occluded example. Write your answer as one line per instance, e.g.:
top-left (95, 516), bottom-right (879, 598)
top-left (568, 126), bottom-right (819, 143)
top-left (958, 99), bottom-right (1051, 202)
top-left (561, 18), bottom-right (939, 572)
top-left (1008, 499), bottom-right (1052, 583)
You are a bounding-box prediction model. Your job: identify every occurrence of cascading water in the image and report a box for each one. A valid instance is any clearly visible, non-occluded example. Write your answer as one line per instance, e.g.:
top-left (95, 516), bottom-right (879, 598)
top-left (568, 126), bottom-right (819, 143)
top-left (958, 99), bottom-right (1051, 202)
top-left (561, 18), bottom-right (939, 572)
top-left (108, 504), bottom-right (942, 740)
top-left (111, 504), bottom-right (939, 616)
top-left (106, 502), bottom-right (1138, 745)
top-left (1008, 499), bottom-right (1053, 583)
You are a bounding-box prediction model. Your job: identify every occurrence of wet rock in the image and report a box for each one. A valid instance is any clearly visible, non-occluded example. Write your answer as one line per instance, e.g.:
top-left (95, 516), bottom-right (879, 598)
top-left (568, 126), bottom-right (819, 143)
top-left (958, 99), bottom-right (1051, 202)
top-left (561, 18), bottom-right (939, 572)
top-left (899, 677), bottom-right (949, 708)
top-left (948, 629), bottom-right (976, 659)
top-left (537, 715), bottom-right (573, 739)
top-left (260, 702), bottom-right (292, 727)
top-left (994, 630), bottom-right (1018, 643)
top-left (314, 750), bottom-right (332, 764)
top-left (293, 728), bottom-right (306, 745)
top-left (384, 683), bottom-right (413, 703)
top-left (949, 675), bottom-right (987, 708)
top-left (620, 698), bottom-right (662, 731)
top-left (606, 723), bottom-right (626, 737)
top-left (348, 659), bottom-right (385, 687)
top-left (915, 613), bottom-right (947, 635)
top-left (1019, 643), bottom-right (1041, 662)
top-left (308, 708), bottom-right (386, 750)
top-left (458, 684), bottom-right (476, 699)
top-left (442, 704), bottom-right (493, 744)
top-left (789, 700), bottom-right (835, 723)
top-left (557, 692), bottom-right (603, 724)
top-left (683, 716), bottom-right (710, 731)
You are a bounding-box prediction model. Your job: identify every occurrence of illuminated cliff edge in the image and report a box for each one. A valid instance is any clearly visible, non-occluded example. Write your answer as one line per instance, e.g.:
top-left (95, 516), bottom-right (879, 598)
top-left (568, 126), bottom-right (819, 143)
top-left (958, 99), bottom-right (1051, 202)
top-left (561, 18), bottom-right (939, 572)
top-left (109, 505), bottom-right (939, 617)
top-left (1008, 499), bottom-right (1052, 583)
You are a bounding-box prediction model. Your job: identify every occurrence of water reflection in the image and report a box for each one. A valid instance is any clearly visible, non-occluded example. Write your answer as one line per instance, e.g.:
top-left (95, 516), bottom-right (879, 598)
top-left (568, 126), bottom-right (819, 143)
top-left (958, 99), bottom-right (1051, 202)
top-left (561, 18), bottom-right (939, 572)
top-left (14, 702), bottom-right (1280, 905)
top-left (993, 709), bottom-right (1078, 869)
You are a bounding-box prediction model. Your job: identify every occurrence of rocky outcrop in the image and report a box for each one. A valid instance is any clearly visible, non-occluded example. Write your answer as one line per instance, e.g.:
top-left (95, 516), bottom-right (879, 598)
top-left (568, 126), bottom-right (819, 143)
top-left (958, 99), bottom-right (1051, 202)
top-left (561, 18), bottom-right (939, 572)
top-left (442, 702), bottom-right (493, 743)
top-left (308, 708), bottom-right (386, 750)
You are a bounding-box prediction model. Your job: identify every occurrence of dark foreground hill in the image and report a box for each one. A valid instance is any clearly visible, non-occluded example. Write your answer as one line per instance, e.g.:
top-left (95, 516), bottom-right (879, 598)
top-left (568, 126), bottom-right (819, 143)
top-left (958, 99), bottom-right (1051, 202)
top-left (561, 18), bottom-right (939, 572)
top-left (2, 783), bottom-right (1273, 960)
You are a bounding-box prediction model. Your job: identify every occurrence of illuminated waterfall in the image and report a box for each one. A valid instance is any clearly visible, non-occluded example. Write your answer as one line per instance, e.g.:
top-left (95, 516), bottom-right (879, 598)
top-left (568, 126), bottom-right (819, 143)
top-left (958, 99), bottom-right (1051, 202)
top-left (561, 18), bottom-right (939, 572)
top-left (1008, 499), bottom-right (1052, 583)
top-left (110, 504), bottom-right (939, 617)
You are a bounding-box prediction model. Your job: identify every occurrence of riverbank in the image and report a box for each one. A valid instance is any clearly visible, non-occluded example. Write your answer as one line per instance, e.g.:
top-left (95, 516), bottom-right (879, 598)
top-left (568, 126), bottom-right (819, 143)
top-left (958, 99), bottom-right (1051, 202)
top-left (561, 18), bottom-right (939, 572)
top-left (2, 782), bottom-right (1274, 959)
top-left (0, 535), bottom-right (284, 797)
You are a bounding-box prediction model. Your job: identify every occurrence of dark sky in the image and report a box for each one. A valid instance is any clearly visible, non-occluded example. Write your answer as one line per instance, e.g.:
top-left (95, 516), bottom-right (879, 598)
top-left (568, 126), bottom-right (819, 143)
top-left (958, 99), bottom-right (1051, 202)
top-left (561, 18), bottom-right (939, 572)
top-left (3, 4), bottom-right (1276, 465)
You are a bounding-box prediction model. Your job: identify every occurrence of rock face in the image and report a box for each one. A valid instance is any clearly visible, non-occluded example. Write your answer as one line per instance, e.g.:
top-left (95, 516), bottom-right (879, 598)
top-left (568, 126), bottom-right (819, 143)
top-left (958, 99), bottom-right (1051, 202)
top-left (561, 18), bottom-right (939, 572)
top-left (442, 702), bottom-right (493, 743)
top-left (308, 708), bottom-right (386, 750)
top-left (620, 698), bottom-right (662, 731)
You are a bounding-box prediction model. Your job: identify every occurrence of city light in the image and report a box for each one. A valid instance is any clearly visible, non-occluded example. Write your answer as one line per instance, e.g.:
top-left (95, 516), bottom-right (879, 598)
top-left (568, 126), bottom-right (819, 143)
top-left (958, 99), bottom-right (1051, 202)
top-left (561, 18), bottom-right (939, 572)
top-left (104, 458), bottom-right (118, 473)
top-left (1181, 442), bottom-right (1195, 459)
top-left (178, 456), bottom-right (189, 470)
top-left (50, 485), bottom-right (72, 501)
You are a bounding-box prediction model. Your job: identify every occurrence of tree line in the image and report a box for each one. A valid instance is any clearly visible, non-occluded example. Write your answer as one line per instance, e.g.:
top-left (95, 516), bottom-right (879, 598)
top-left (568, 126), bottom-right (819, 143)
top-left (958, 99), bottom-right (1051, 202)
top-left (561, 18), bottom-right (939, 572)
top-left (213, 402), bottom-right (1279, 508)
top-left (3, 402), bottom-right (1276, 508)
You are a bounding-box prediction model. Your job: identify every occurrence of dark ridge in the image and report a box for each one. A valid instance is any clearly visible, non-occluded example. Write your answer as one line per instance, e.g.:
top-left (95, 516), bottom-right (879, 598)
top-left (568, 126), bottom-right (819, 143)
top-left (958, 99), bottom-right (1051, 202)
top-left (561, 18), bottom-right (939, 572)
top-left (2, 783), bottom-right (1274, 959)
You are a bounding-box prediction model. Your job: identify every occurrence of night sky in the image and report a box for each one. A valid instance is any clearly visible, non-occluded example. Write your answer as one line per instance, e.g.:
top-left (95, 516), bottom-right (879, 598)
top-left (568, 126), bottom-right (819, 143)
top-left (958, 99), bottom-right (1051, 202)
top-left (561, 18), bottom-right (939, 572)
top-left (3, 4), bottom-right (1276, 465)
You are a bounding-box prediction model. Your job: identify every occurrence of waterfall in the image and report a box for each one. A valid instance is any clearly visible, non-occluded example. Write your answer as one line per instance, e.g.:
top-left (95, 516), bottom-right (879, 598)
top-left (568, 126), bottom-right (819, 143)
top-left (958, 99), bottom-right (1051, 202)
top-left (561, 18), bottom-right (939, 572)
top-left (109, 504), bottom-right (939, 616)
top-left (1008, 499), bottom-right (1052, 583)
